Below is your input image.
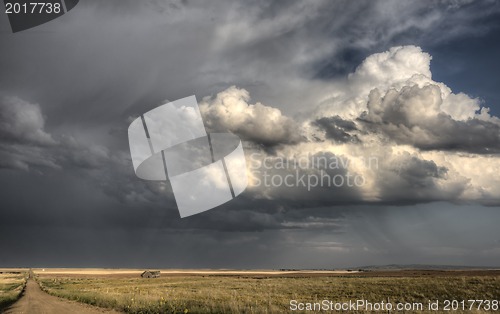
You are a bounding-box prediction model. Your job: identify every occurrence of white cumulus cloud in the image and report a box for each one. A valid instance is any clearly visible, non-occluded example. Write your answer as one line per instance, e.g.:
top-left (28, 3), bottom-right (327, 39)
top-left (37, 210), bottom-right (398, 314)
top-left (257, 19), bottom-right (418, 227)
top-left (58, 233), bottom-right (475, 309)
top-left (199, 86), bottom-right (302, 145)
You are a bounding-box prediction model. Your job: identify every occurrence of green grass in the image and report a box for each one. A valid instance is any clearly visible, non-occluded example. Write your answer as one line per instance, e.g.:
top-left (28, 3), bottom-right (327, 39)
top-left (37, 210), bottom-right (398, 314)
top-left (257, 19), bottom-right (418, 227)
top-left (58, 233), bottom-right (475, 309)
top-left (36, 274), bottom-right (500, 313)
top-left (0, 272), bottom-right (27, 310)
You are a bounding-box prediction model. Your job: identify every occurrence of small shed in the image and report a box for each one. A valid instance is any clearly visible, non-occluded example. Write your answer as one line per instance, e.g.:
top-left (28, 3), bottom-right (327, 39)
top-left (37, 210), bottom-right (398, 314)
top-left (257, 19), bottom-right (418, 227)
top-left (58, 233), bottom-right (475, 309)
top-left (141, 270), bottom-right (160, 278)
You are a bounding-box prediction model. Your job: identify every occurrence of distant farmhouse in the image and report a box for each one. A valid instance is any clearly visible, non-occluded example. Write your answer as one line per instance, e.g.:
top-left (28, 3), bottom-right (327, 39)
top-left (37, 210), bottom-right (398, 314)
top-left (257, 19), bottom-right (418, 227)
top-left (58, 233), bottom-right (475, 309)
top-left (141, 270), bottom-right (160, 278)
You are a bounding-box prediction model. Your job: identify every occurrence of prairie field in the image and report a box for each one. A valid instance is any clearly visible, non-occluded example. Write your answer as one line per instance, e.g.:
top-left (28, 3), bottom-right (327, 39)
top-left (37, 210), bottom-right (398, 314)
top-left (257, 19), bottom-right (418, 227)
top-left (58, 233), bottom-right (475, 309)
top-left (34, 269), bottom-right (500, 314)
top-left (0, 270), bottom-right (27, 309)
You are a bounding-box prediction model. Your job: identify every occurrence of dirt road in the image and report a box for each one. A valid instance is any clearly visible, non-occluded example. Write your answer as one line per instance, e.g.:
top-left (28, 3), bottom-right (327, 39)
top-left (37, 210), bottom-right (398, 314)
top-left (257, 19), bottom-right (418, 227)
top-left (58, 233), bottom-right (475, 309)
top-left (3, 279), bottom-right (121, 314)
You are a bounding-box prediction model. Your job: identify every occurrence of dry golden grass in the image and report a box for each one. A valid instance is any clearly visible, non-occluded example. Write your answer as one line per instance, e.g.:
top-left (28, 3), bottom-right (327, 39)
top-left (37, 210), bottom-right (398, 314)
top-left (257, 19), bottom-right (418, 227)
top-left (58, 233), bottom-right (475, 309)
top-left (0, 271), bottom-right (28, 309)
top-left (34, 269), bottom-right (500, 314)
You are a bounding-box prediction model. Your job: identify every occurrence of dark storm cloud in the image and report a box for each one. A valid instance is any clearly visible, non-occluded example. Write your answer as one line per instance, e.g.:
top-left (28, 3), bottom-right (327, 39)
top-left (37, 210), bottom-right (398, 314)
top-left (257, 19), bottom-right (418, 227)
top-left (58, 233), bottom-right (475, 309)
top-left (337, 203), bottom-right (500, 268)
top-left (0, 95), bottom-right (57, 170)
top-left (0, 93), bottom-right (119, 171)
top-left (0, 96), bottom-right (54, 146)
top-left (0, 0), bottom-right (220, 134)
top-left (1, 0), bottom-right (500, 268)
top-left (0, 98), bottom-right (350, 234)
top-left (374, 154), bottom-right (466, 204)
top-left (313, 116), bottom-right (360, 143)
top-left (2, 203), bottom-right (499, 268)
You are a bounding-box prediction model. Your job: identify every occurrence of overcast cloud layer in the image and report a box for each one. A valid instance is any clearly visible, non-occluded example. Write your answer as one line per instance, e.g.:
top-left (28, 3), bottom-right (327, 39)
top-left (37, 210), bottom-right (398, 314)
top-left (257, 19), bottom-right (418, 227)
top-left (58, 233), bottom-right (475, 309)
top-left (1, 0), bottom-right (500, 268)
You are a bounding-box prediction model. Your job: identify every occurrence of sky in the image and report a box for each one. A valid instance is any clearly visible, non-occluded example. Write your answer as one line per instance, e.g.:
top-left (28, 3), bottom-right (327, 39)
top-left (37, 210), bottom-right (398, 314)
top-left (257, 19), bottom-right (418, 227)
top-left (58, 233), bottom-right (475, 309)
top-left (1, 0), bottom-right (500, 269)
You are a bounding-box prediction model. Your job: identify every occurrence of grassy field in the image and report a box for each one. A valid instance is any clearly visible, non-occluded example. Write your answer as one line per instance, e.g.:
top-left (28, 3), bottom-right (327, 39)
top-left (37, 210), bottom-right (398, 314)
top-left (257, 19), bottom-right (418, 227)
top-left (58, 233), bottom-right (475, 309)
top-left (34, 269), bottom-right (500, 313)
top-left (0, 270), bottom-right (27, 309)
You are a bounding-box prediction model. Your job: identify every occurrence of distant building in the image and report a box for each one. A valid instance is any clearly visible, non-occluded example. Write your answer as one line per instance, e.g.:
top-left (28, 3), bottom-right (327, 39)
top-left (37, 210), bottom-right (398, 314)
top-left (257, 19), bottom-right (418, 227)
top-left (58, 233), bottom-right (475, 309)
top-left (141, 270), bottom-right (160, 278)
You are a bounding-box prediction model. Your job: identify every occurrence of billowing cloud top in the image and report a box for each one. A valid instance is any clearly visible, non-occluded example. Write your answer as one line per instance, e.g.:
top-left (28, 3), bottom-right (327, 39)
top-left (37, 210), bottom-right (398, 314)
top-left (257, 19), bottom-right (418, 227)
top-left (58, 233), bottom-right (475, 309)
top-left (193, 46), bottom-right (500, 206)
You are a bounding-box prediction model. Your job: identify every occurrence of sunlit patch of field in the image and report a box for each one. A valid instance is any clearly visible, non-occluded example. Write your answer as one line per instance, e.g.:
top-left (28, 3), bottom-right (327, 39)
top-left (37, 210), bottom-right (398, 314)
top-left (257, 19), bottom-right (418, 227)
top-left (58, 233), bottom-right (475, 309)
top-left (34, 268), bottom-right (356, 278)
top-left (0, 270), bottom-right (28, 309)
top-left (34, 269), bottom-right (500, 313)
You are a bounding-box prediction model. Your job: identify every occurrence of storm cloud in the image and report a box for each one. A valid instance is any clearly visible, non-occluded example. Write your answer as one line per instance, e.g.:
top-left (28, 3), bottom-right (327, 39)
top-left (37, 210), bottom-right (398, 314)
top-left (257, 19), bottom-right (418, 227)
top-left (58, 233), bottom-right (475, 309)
top-left (1, 0), bottom-right (500, 268)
